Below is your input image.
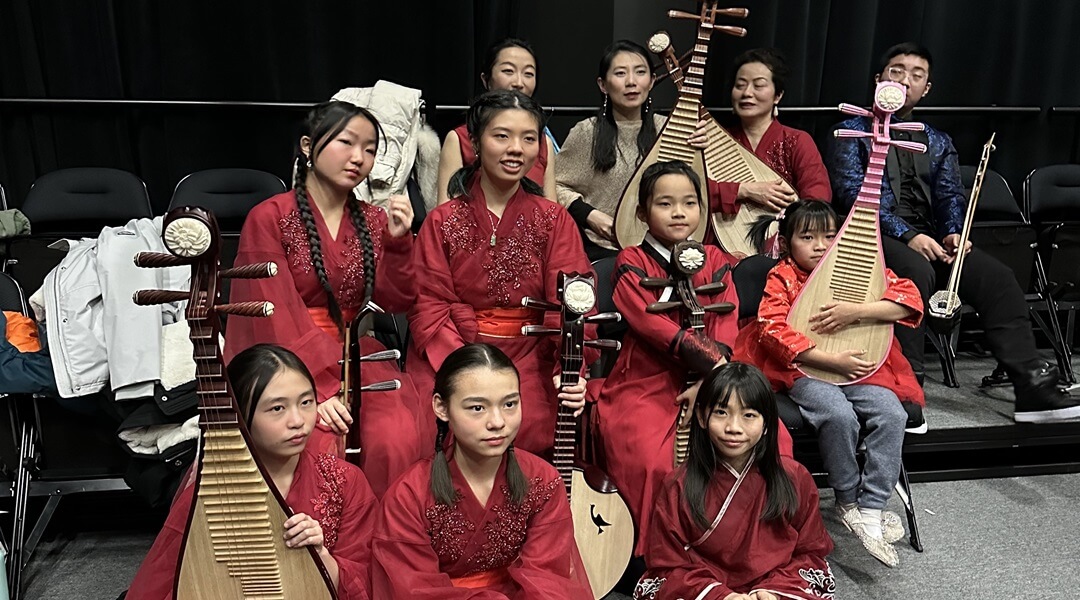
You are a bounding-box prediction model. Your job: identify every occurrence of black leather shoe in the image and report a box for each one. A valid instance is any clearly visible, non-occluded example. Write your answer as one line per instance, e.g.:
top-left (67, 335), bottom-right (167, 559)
top-left (1014, 365), bottom-right (1080, 423)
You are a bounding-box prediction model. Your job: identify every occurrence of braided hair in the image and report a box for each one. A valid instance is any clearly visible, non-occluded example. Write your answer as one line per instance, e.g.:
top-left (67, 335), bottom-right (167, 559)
top-left (430, 344), bottom-right (528, 506)
top-left (294, 100), bottom-right (382, 331)
top-left (447, 89), bottom-right (547, 199)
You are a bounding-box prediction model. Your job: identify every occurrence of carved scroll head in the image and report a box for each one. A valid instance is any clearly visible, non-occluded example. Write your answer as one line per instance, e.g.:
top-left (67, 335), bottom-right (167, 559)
top-left (873, 81), bottom-right (907, 115)
top-left (163, 207), bottom-right (216, 258)
top-left (673, 240), bottom-right (707, 276)
top-left (563, 278), bottom-right (597, 315)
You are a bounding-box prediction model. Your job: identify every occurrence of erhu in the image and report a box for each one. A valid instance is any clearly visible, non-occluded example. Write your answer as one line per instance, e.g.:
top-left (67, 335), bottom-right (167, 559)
top-left (613, 1), bottom-right (748, 249)
top-left (927, 133), bottom-right (997, 334)
top-left (336, 301), bottom-right (400, 458)
top-left (638, 241), bottom-right (734, 466)
top-left (788, 82), bottom-right (927, 384)
top-left (521, 274), bottom-right (633, 599)
top-left (133, 207), bottom-right (335, 599)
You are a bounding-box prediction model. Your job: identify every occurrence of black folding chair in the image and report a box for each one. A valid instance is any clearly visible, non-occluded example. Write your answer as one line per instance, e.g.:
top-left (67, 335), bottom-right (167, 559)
top-left (731, 255), bottom-right (924, 551)
top-left (4, 168), bottom-right (153, 296)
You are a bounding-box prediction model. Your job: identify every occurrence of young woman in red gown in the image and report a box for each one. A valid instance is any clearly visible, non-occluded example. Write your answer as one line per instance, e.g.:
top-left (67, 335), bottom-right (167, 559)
top-left (224, 100), bottom-right (422, 497)
top-left (127, 344), bottom-right (379, 600)
top-left (372, 343), bottom-right (593, 599)
top-left (408, 90), bottom-right (590, 456)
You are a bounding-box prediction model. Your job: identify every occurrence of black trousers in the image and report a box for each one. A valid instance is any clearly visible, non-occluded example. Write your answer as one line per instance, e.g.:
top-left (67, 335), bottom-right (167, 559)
top-left (882, 235), bottom-right (1040, 381)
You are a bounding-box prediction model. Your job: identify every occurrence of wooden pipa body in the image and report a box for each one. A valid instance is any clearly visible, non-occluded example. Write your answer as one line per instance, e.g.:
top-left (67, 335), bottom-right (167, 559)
top-left (788, 82), bottom-right (926, 385)
top-left (135, 207), bottom-right (336, 599)
top-left (522, 274), bottom-right (632, 599)
top-left (652, 33), bottom-right (795, 257)
top-left (613, 3), bottom-right (747, 249)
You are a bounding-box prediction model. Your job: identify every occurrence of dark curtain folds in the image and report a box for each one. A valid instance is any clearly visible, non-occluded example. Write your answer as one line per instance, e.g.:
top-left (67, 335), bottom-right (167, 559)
top-left (1, 0), bottom-right (1078, 212)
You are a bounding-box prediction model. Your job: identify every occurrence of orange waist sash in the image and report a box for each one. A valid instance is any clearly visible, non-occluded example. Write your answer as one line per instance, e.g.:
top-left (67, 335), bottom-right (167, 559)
top-left (475, 307), bottom-right (544, 339)
top-left (451, 567), bottom-right (512, 589)
top-left (307, 307), bottom-right (359, 342)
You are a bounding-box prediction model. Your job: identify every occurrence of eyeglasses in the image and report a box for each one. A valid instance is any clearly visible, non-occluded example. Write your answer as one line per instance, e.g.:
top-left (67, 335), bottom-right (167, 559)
top-left (885, 66), bottom-right (928, 84)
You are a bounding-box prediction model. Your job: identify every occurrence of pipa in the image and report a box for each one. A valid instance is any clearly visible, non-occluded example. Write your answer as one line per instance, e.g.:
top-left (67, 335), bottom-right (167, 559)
top-left (649, 30), bottom-right (794, 257)
top-left (788, 82), bottom-right (927, 384)
top-left (521, 274), bottom-right (632, 599)
top-left (612, 2), bottom-right (748, 249)
top-left (133, 206), bottom-right (337, 599)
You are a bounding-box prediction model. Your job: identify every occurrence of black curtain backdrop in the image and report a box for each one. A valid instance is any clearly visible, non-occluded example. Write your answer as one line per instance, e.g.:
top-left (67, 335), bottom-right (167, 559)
top-left (1, 0), bottom-right (1078, 212)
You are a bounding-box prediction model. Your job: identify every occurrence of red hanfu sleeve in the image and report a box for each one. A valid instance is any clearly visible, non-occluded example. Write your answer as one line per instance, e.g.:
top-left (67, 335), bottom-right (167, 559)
top-left (641, 477), bottom-right (736, 600)
top-left (408, 209), bottom-right (469, 374)
top-left (882, 268), bottom-right (923, 328)
top-left (706, 179), bottom-right (742, 215)
top-left (224, 200), bottom-right (342, 402)
top-left (756, 263), bottom-right (815, 366)
top-left (750, 461), bottom-right (836, 599)
top-left (371, 476), bottom-right (509, 600)
top-left (790, 130), bottom-right (833, 202)
top-left (330, 468), bottom-right (381, 600)
top-left (369, 207), bottom-right (416, 313)
top-left (506, 478), bottom-right (593, 599)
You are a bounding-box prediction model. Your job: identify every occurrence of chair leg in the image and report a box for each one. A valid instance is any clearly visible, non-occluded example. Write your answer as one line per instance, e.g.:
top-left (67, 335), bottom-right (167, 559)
top-left (9, 420), bottom-right (34, 600)
top-left (892, 461), bottom-right (923, 552)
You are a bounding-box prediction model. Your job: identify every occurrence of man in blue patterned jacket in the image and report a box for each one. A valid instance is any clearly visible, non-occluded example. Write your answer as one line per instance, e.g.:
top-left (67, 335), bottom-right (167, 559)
top-left (826, 42), bottom-right (1080, 425)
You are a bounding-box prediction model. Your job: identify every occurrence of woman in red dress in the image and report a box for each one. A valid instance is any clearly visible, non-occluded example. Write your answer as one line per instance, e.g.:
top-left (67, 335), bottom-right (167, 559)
top-left (372, 343), bottom-right (592, 599)
top-left (127, 344), bottom-right (378, 600)
top-left (224, 100), bottom-right (422, 497)
top-left (408, 89), bottom-right (590, 456)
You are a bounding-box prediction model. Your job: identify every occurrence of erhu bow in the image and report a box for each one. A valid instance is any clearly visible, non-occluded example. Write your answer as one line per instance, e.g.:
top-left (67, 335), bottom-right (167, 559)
top-left (133, 207), bottom-right (336, 599)
top-left (927, 133), bottom-right (997, 333)
top-left (648, 29), bottom-right (796, 257)
top-left (521, 274), bottom-right (633, 600)
top-left (613, 2), bottom-right (748, 249)
top-left (638, 241), bottom-right (734, 466)
top-left (788, 82), bottom-right (927, 384)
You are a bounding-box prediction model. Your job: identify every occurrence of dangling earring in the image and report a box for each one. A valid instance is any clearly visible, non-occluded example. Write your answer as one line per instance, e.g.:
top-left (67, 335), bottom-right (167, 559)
top-left (305, 157), bottom-right (313, 169)
top-left (772, 104), bottom-right (779, 118)
top-left (645, 95), bottom-right (653, 114)
top-left (602, 94), bottom-right (609, 118)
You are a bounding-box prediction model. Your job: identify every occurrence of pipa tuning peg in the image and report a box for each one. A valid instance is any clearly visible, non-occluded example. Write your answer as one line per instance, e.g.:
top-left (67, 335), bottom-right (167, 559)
top-left (220, 262), bottom-right (278, 279)
top-left (639, 276), bottom-right (674, 289)
top-left (695, 281), bottom-right (727, 295)
top-left (838, 103), bottom-right (874, 118)
top-left (521, 297), bottom-right (561, 311)
top-left (359, 349), bottom-right (401, 362)
top-left (834, 129), bottom-right (872, 139)
top-left (585, 312), bottom-right (622, 324)
top-left (646, 301), bottom-right (683, 314)
top-left (134, 251), bottom-right (192, 269)
top-left (890, 121), bottom-right (925, 132)
top-left (521, 325), bottom-right (560, 336)
top-left (702, 302), bottom-right (736, 314)
top-left (891, 140), bottom-right (927, 154)
top-left (360, 380), bottom-right (401, 393)
top-left (214, 301), bottom-right (275, 317)
top-left (585, 339), bottom-right (622, 351)
top-left (713, 25), bottom-right (747, 37)
top-left (133, 289), bottom-right (190, 306)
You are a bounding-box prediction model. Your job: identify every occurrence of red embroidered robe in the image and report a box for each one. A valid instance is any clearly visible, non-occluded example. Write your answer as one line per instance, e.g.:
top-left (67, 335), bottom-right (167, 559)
top-left (127, 449), bottom-right (378, 600)
top-left (406, 183), bottom-right (593, 455)
top-left (372, 448), bottom-right (593, 599)
top-left (635, 457), bottom-right (835, 600)
top-left (224, 191), bottom-right (424, 497)
top-left (733, 256), bottom-right (925, 405)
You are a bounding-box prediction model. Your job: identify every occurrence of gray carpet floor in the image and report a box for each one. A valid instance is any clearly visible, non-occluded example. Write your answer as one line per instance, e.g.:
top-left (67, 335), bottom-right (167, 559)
top-left (13, 352), bottom-right (1080, 599)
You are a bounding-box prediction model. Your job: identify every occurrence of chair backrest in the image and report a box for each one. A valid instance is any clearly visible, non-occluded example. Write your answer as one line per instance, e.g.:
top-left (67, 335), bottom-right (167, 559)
top-left (1025, 164), bottom-right (1080, 225)
top-left (168, 168), bottom-right (286, 233)
top-left (961, 166), bottom-right (1022, 222)
top-left (22, 168), bottom-right (152, 235)
top-left (0, 272), bottom-right (27, 314)
top-left (732, 254), bottom-right (779, 321)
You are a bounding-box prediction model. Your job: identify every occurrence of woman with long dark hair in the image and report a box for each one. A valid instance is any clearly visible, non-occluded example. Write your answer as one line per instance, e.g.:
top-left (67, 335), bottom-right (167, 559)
top-left (224, 100), bottom-right (423, 498)
top-left (373, 344), bottom-right (592, 598)
top-left (634, 362), bottom-right (834, 600)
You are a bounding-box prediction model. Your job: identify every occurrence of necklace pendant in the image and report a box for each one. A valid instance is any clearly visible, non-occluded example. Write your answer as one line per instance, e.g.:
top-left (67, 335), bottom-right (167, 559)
top-left (489, 233), bottom-right (497, 247)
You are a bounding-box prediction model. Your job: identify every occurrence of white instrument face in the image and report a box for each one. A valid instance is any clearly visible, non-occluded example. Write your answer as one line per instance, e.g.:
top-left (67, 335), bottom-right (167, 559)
top-left (569, 470), bottom-right (634, 600)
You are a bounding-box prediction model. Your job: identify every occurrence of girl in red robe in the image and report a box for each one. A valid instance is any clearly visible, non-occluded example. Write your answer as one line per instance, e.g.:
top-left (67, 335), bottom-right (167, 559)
top-left (635, 362), bottom-right (834, 600)
top-left (704, 49), bottom-right (832, 217)
top-left (408, 89), bottom-right (591, 456)
top-left (127, 344), bottom-right (378, 600)
top-left (224, 100), bottom-right (423, 498)
top-left (735, 200), bottom-right (922, 567)
top-left (372, 343), bottom-right (593, 599)
top-left (596, 160), bottom-right (749, 559)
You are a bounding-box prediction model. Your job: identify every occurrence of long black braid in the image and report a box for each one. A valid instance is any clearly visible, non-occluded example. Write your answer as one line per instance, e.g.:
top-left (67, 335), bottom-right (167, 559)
top-left (293, 100), bottom-right (384, 331)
